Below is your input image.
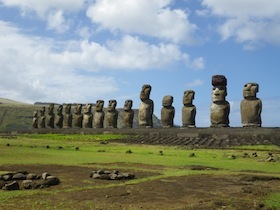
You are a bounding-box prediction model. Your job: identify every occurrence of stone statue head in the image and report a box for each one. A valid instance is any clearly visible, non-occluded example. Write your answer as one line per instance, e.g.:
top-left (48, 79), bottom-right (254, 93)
top-left (124, 100), bottom-right (133, 111)
top-left (107, 100), bottom-right (117, 111)
top-left (83, 103), bottom-right (92, 114)
top-left (48, 104), bottom-right (54, 115)
top-left (212, 75), bottom-right (227, 102)
top-left (74, 104), bottom-right (82, 114)
top-left (162, 95), bottom-right (173, 107)
top-left (183, 90), bottom-right (195, 105)
top-left (40, 107), bottom-right (45, 116)
top-left (95, 100), bottom-right (104, 112)
top-left (65, 104), bottom-right (71, 114)
top-left (57, 105), bottom-right (63, 115)
top-left (212, 86), bottom-right (227, 102)
top-left (140, 84), bottom-right (151, 101)
top-left (33, 110), bottom-right (38, 118)
top-left (243, 82), bottom-right (259, 98)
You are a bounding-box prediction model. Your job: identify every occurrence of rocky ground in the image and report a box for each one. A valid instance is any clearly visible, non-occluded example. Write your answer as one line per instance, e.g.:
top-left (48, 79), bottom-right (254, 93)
top-left (0, 164), bottom-right (279, 209)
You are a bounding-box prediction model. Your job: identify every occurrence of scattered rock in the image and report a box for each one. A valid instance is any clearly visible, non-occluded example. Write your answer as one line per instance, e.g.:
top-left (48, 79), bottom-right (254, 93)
top-left (26, 173), bottom-right (38, 180)
top-left (126, 150), bottom-right (132, 154)
top-left (43, 176), bottom-right (60, 186)
top-left (22, 180), bottom-right (34, 189)
top-left (0, 171), bottom-right (60, 190)
top-left (252, 152), bottom-right (258, 157)
top-left (228, 155), bottom-right (236, 159)
top-left (267, 157), bottom-right (276, 162)
top-left (2, 181), bottom-right (20, 190)
top-left (42, 172), bottom-right (51, 180)
top-left (12, 173), bottom-right (26, 180)
top-left (189, 153), bottom-right (195, 157)
top-left (90, 170), bottom-right (135, 181)
top-left (0, 180), bottom-right (5, 189)
top-left (243, 153), bottom-right (249, 158)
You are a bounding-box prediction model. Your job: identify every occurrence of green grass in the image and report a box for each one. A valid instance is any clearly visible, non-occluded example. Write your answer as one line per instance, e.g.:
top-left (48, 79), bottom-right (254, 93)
top-left (1, 134), bottom-right (279, 173)
top-left (265, 193), bottom-right (280, 208)
top-left (233, 144), bottom-right (280, 151)
top-left (0, 133), bottom-right (279, 209)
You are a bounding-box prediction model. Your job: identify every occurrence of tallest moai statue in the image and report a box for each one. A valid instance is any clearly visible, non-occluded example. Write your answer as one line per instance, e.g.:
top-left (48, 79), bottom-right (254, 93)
top-left (210, 75), bottom-right (230, 127)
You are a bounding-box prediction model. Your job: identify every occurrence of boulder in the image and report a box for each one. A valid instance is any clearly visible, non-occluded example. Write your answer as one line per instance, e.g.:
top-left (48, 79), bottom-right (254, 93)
top-left (26, 173), bottom-right (38, 180)
top-left (43, 176), bottom-right (60, 186)
top-left (2, 181), bottom-right (20, 190)
top-left (12, 173), bottom-right (26, 180)
top-left (22, 180), bottom-right (34, 189)
top-left (42, 172), bottom-right (51, 180)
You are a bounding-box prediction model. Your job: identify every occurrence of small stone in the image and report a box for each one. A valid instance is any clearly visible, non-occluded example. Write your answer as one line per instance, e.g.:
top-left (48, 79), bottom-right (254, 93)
top-left (42, 172), bottom-right (51, 180)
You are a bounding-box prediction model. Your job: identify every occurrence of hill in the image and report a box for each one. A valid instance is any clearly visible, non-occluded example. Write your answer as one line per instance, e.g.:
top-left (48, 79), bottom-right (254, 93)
top-left (0, 98), bottom-right (160, 131)
top-left (0, 98), bottom-right (30, 105)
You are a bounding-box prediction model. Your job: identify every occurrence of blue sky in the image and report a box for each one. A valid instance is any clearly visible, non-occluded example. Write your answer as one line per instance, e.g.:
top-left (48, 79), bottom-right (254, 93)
top-left (0, 0), bottom-right (280, 127)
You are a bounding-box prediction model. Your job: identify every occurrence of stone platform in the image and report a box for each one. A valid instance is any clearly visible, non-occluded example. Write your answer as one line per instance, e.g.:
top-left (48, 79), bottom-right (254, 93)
top-left (2, 127), bottom-right (280, 148)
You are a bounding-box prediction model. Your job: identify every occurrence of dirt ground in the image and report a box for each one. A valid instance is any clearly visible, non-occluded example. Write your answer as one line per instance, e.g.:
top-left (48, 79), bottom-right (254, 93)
top-left (0, 164), bottom-right (279, 210)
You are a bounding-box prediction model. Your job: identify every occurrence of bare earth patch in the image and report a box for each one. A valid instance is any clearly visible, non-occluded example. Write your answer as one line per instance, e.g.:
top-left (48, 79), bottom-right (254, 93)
top-left (0, 164), bottom-right (279, 209)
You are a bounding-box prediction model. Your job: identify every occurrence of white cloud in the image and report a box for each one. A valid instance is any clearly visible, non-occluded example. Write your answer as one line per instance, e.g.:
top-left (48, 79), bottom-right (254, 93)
top-left (86, 0), bottom-right (197, 44)
top-left (0, 0), bottom-right (85, 33)
top-left (0, 21), bottom-right (200, 103)
top-left (191, 57), bottom-right (205, 70)
top-left (0, 0), bottom-right (85, 17)
top-left (48, 35), bottom-right (196, 71)
top-left (187, 79), bottom-right (204, 87)
top-left (0, 21), bottom-right (118, 103)
top-left (201, 0), bottom-right (280, 46)
top-left (47, 10), bottom-right (69, 33)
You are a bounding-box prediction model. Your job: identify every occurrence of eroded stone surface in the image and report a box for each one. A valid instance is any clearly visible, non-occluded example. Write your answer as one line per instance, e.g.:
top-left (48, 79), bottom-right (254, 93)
top-left (63, 104), bottom-right (72, 129)
top-left (122, 100), bottom-right (134, 128)
top-left (161, 95), bottom-right (175, 128)
top-left (241, 83), bottom-right (262, 127)
top-left (106, 100), bottom-right (118, 128)
top-left (182, 90), bottom-right (196, 128)
top-left (138, 84), bottom-right (154, 128)
top-left (83, 103), bottom-right (93, 128)
top-left (73, 104), bottom-right (83, 128)
top-left (210, 75), bottom-right (230, 127)
top-left (94, 100), bottom-right (105, 128)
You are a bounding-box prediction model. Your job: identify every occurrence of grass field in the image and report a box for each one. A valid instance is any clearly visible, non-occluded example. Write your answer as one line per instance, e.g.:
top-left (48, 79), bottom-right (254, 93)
top-left (0, 134), bottom-right (280, 209)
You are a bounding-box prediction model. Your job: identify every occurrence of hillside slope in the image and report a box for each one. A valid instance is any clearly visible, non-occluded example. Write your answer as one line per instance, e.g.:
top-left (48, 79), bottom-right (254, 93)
top-left (0, 100), bottom-right (160, 131)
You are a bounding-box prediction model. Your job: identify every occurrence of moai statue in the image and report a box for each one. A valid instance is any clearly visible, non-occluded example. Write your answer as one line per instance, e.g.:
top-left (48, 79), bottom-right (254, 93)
top-left (55, 105), bottom-right (63, 129)
top-left (94, 100), bottom-right (105, 128)
top-left (122, 99), bottom-right (134, 128)
top-left (161, 95), bottom-right (175, 128)
top-left (63, 104), bottom-right (72, 128)
top-left (240, 83), bottom-right (262, 127)
top-left (210, 75), bottom-right (230, 127)
top-left (106, 100), bottom-right (118, 128)
top-left (83, 103), bottom-right (93, 128)
top-left (73, 104), bottom-right (83, 128)
top-left (38, 107), bottom-right (46, 128)
top-left (138, 84), bottom-right (154, 128)
top-left (182, 90), bottom-right (196, 128)
top-left (32, 111), bottom-right (38, 129)
top-left (46, 103), bottom-right (55, 128)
